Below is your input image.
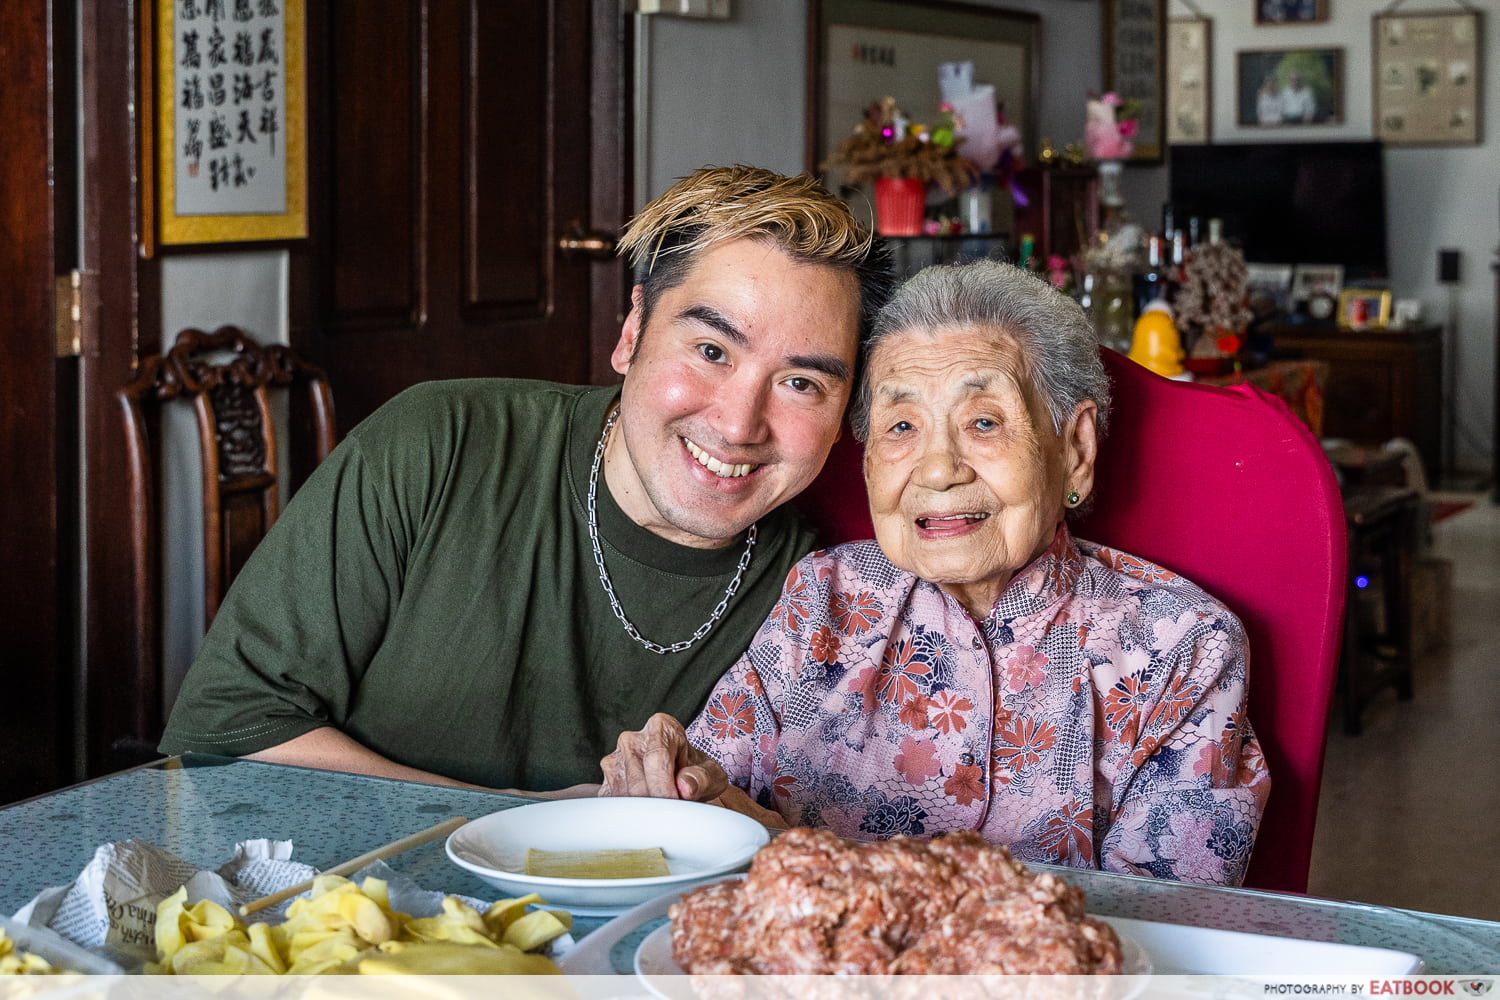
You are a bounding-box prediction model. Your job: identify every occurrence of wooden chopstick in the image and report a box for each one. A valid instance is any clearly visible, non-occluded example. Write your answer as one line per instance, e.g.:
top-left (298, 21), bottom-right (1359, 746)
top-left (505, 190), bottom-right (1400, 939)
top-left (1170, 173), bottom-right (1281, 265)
top-left (239, 815), bottom-right (469, 916)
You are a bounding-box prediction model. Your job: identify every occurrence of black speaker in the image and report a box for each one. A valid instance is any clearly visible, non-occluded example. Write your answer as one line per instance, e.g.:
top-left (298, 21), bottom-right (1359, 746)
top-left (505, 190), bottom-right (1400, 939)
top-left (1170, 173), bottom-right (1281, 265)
top-left (1438, 248), bottom-right (1461, 283)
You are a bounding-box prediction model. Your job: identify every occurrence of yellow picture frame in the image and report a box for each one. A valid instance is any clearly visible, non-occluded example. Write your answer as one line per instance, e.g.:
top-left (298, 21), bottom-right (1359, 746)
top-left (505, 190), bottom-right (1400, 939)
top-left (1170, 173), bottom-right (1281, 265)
top-left (1336, 289), bottom-right (1392, 329)
top-left (154, 0), bottom-right (306, 247)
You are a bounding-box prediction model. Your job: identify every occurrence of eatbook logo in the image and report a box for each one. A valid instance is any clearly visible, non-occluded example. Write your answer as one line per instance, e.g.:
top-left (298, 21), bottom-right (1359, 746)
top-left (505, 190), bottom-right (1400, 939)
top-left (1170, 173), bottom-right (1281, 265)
top-left (1461, 982), bottom-right (1493, 997)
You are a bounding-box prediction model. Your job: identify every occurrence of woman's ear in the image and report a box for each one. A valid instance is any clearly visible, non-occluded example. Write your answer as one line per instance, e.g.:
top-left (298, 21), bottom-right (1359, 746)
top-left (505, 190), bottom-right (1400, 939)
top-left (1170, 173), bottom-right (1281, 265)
top-left (1062, 400), bottom-right (1099, 503)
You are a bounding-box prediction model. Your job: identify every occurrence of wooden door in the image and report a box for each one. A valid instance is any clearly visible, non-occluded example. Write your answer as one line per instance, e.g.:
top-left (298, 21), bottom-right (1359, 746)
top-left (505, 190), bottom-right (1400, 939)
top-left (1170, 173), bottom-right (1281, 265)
top-left (0, 0), bottom-right (71, 803)
top-left (292, 1), bottom-right (629, 432)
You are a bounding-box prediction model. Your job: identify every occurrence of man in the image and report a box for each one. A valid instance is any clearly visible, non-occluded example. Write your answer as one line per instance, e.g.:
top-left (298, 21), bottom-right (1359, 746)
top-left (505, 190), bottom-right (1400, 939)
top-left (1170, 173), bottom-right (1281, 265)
top-left (1280, 70), bottom-right (1316, 123)
top-left (158, 165), bottom-right (893, 793)
top-left (1256, 73), bottom-right (1283, 126)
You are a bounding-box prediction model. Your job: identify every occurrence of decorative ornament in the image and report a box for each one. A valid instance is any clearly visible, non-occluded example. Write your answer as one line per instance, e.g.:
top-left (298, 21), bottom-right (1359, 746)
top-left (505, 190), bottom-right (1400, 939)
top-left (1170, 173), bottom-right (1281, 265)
top-left (1173, 239), bottom-right (1254, 357)
top-left (1128, 300), bottom-right (1186, 377)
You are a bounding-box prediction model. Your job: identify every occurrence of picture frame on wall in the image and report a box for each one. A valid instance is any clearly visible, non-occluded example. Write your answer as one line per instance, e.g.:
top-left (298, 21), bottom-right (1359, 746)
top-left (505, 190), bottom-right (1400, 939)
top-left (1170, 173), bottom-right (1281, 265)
top-left (1373, 10), bottom-right (1482, 146)
top-left (1167, 17), bottom-right (1212, 144)
top-left (1103, 0), bottom-right (1167, 162)
top-left (1255, 0), bottom-right (1329, 26)
top-left (1236, 48), bottom-right (1343, 127)
top-left (810, 0), bottom-right (1041, 178)
top-left (152, 0), bottom-right (307, 248)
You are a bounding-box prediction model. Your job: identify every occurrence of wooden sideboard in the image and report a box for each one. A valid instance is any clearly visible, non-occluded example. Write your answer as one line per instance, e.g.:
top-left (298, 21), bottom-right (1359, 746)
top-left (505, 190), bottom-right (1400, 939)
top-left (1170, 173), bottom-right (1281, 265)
top-left (1269, 324), bottom-right (1442, 483)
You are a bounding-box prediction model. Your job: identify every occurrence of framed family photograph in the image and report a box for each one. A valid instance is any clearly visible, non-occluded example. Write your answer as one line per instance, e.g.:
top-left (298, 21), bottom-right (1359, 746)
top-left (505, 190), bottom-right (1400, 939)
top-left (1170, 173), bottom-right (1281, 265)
top-left (1256, 0), bottom-right (1329, 26)
top-left (1237, 48), bottom-right (1343, 126)
top-left (1373, 10), bottom-right (1482, 146)
top-left (1337, 288), bottom-right (1392, 329)
top-left (1167, 17), bottom-right (1212, 144)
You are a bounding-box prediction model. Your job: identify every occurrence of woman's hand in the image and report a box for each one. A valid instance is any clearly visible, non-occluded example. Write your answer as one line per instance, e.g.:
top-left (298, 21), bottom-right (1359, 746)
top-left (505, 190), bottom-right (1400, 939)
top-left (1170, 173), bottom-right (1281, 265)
top-left (599, 713), bottom-right (729, 802)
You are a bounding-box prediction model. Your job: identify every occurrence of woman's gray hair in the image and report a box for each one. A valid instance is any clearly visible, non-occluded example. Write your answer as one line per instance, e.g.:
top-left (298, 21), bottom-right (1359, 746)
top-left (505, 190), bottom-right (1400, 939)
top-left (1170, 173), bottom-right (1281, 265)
top-left (849, 259), bottom-right (1112, 442)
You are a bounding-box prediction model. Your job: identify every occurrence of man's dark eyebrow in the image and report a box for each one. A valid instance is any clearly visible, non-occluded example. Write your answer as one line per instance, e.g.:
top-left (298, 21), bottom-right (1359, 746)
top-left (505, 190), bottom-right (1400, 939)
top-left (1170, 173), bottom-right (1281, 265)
top-left (680, 304), bottom-right (852, 383)
top-left (679, 305), bottom-right (748, 346)
top-left (788, 354), bottom-right (852, 383)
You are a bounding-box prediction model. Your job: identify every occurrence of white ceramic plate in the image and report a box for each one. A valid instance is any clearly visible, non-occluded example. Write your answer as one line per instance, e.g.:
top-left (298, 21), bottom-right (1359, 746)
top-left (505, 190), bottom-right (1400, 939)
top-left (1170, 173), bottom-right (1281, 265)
top-left (633, 918), bottom-right (1153, 977)
top-left (445, 798), bottom-right (770, 915)
top-left (1103, 915), bottom-right (1422, 974)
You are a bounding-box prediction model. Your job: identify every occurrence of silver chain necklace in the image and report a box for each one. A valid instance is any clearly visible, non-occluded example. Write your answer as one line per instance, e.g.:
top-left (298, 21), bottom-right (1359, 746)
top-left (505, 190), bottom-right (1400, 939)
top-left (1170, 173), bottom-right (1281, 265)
top-left (587, 406), bottom-right (757, 655)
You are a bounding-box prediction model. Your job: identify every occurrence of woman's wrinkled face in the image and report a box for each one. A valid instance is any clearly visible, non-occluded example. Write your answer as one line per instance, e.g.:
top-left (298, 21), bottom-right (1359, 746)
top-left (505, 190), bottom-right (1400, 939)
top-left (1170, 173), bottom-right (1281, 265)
top-left (862, 324), bottom-right (1096, 619)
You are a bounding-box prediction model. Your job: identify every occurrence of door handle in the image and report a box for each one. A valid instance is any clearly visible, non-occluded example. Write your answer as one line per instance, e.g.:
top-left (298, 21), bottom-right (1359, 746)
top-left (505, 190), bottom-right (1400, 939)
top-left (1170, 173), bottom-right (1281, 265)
top-left (557, 223), bottom-right (617, 259)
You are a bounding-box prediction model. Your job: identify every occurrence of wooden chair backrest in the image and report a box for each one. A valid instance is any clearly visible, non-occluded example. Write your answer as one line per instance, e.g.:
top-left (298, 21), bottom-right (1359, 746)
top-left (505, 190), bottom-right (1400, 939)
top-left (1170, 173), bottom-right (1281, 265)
top-left (115, 325), bottom-right (335, 762)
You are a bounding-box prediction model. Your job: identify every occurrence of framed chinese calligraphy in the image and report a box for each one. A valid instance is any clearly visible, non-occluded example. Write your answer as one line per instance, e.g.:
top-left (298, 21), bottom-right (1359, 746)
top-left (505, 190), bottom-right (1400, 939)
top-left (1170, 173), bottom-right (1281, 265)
top-left (1373, 9), bottom-right (1482, 146)
top-left (1167, 17), bottom-right (1212, 144)
top-left (1103, 0), bottom-right (1167, 163)
top-left (153, 0), bottom-right (307, 247)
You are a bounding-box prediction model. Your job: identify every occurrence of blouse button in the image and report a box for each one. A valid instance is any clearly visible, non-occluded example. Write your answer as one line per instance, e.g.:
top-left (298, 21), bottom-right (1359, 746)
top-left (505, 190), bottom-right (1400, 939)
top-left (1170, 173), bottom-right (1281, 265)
top-left (958, 752), bottom-right (975, 766)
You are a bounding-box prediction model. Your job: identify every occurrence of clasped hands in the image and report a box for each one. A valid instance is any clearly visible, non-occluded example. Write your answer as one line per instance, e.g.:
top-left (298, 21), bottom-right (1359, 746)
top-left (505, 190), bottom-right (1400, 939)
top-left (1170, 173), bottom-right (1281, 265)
top-left (598, 713), bottom-right (786, 828)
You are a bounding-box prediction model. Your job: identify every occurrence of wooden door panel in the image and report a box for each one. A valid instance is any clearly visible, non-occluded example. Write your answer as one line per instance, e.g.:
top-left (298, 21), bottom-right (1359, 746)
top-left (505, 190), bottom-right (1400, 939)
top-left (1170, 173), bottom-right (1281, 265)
top-left (468, 3), bottom-right (550, 310)
top-left (296, 0), bottom-right (622, 433)
top-left (326, 3), bottom-right (418, 329)
top-left (0, 0), bottom-right (67, 804)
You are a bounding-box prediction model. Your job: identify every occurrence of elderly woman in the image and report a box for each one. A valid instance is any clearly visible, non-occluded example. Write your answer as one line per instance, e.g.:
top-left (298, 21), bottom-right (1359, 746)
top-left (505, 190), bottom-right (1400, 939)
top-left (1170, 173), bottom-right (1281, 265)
top-left (602, 260), bottom-right (1269, 886)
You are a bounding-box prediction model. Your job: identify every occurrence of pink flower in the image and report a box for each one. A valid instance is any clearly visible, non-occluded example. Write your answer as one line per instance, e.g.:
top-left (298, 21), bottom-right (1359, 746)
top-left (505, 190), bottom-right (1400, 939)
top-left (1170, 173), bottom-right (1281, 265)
top-left (1005, 644), bottom-right (1049, 692)
top-left (1118, 119), bottom-right (1138, 139)
top-left (1102, 92), bottom-right (1123, 107)
top-left (893, 735), bottom-right (941, 784)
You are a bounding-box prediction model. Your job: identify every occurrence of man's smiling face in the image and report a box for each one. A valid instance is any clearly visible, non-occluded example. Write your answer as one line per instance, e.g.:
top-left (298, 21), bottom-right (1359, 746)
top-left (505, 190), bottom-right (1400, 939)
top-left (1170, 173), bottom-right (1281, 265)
top-left (605, 237), bottom-right (862, 549)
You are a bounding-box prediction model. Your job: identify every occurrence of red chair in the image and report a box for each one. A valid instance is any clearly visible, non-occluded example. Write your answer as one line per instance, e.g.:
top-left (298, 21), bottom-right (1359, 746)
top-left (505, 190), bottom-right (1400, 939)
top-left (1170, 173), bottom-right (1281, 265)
top-left (797, 347), bottom-right (1347, 894)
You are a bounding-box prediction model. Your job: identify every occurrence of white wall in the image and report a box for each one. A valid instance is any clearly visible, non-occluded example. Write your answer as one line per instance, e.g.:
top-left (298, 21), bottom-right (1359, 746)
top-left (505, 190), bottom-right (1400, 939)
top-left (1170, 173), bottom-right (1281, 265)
top-left (642, 0), bottom-right (1499, 475)
top-left (639, 0), bottom-right (1105, 201)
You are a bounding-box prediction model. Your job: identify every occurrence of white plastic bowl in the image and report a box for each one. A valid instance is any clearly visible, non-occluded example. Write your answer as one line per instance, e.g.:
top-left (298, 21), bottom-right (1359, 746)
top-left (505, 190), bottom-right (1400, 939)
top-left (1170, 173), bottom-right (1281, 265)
top-left (445, 798), bottom-right (770, 913)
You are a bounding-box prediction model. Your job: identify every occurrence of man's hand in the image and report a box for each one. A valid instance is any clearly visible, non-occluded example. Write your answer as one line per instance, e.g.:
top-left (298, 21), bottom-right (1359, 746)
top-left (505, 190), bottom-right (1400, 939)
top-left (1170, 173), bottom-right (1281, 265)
top-left (599, 713), bottom-right (728, 802)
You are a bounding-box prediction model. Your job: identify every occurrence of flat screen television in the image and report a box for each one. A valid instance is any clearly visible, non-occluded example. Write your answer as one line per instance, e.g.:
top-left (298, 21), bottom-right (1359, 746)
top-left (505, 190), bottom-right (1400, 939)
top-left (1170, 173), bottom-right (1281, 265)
top-left (1167, 141), bottom-right (1389, 280)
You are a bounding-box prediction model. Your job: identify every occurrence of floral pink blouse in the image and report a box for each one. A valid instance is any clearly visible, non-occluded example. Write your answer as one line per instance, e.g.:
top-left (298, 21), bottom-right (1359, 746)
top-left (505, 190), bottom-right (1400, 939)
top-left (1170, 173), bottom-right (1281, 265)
top-left (685, 525), bottom-right (1271, 886)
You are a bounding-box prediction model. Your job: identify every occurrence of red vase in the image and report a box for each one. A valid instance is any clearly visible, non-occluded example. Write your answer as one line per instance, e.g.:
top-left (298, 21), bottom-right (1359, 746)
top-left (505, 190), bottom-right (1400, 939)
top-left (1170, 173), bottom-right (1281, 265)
top-left (873, 177), bottom-right (926, 236)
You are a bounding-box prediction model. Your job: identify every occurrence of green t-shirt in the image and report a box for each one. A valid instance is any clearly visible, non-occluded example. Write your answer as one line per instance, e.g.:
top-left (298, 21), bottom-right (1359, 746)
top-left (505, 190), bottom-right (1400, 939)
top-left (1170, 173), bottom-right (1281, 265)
top-left (158, 379), bottom-right (818, 789)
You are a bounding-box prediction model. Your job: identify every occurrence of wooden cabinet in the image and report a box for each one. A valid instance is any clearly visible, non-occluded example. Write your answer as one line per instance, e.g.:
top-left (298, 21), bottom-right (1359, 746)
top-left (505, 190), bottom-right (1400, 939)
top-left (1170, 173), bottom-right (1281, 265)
top-left (1011, 166), bottom-right (1099, 263)
top-left (1270, 324), bottom-right (1442, 482)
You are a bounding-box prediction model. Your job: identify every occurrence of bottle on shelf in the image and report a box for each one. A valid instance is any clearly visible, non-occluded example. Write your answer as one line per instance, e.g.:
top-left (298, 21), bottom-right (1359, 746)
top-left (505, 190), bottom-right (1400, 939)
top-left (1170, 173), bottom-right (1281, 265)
top-left (1017, 233), bottom-right (1037, 271)
top-left (1134, 234), bottom-right (1168, 316)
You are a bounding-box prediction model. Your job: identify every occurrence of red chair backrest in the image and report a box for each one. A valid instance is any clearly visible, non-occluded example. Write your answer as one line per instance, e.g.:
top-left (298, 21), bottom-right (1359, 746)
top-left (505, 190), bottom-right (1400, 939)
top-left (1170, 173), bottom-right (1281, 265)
top-left (797, 347), bottom-right (1347, 893)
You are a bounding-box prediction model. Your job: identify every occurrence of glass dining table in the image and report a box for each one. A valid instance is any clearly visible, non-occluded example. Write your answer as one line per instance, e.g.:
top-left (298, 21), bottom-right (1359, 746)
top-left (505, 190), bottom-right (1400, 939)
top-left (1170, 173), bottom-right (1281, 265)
top-left (2, 755), bottom-right (1496, 975)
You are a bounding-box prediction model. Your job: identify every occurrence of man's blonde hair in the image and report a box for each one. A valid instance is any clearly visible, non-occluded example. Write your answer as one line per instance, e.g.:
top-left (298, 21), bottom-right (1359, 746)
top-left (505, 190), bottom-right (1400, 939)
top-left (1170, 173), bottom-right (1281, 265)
top-left (617, 165), bottom-right (892, 342)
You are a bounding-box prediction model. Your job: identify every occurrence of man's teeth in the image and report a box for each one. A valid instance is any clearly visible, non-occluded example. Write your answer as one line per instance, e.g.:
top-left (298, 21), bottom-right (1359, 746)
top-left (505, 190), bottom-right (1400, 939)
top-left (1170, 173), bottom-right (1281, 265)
top-left (918, 513), bottom-right (990, 528)
top-left (684, 438), bottom-right (756, 478)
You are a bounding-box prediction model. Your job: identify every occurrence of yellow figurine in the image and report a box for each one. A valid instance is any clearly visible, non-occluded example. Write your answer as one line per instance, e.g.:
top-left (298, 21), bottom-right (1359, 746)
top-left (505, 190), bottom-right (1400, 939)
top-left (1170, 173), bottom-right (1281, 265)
top-left (1127, 300), bottom-right (1186, 377)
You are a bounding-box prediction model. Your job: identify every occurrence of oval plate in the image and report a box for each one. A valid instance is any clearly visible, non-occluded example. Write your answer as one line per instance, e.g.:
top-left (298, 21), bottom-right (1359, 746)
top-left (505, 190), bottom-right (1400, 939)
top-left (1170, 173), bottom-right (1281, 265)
top-left (445, 798), bottom-right (769, 913)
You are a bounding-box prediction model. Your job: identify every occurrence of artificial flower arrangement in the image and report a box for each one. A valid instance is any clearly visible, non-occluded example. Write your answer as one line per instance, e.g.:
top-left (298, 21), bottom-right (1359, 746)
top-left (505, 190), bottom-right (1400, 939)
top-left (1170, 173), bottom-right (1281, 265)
top-left (1083, 92), bottom-right (1141, 161)
top-left (825, 96), bottom-right (981, 196)
top-left (1173, 239), bottom-right (1255, 366)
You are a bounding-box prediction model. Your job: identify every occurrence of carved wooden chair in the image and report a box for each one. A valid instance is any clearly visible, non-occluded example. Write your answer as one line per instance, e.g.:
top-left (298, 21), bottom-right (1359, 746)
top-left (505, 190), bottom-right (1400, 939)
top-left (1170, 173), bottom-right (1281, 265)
top-left (115, 325), bottom-right (336, 764)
